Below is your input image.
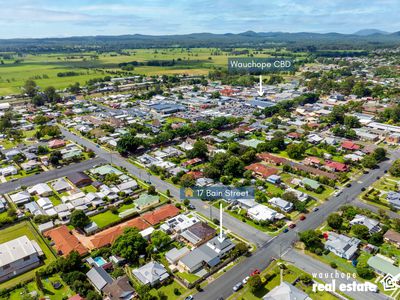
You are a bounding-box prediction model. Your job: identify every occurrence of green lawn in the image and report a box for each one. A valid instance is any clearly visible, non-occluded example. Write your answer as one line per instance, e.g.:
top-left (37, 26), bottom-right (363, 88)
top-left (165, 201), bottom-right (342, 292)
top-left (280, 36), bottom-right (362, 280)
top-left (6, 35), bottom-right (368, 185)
top-left (231, 262), bottom-right (339, 300)
top-left (5, 274), bottom-right (74, 300)
top-left (0, 221), bottom-right (57, 290)
top-left (176, 271), bottom-right (200, 284)
top-left (149, 280), bottom-right (187, 299)
top-left (81, 185), bottom-right (97, 193)
top-left (49, 195), bottom-right (62, 206)
top-left (90, 210), bottom-right (121, 228)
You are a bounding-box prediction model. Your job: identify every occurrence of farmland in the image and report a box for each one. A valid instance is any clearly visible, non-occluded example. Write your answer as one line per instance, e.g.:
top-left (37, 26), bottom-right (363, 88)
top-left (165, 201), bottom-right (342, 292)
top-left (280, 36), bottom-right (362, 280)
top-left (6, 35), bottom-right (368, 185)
top-left (0, 48), bottom-right (304, 95)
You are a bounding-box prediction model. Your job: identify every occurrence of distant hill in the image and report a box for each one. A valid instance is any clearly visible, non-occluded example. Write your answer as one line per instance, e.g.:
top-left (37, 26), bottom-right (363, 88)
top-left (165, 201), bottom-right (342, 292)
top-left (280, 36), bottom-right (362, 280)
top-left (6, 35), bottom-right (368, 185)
top-left (353, 29), bottom-right (389, 36)
top-left (0, 31), bottom-right (400, 52)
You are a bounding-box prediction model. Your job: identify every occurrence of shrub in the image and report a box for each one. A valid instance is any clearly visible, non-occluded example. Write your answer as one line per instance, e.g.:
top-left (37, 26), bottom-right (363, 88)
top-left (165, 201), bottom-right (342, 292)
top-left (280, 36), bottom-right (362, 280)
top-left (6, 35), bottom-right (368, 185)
top-left (330, 262), bottom-right (337, 269)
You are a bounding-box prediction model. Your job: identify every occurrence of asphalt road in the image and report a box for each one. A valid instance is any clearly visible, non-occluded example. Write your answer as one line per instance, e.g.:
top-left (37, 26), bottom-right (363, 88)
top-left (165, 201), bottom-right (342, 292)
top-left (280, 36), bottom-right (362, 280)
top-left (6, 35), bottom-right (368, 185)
top-left (195, 155), bottom-right (398, 300)
top-left (284, 250), bottom-right (389, 300)
top-left (60, 127), bottom-right (399, 299)
top-left (0, 157), bottom-right (106, 195)
top-left (60, 128), bottom-right (272, 246)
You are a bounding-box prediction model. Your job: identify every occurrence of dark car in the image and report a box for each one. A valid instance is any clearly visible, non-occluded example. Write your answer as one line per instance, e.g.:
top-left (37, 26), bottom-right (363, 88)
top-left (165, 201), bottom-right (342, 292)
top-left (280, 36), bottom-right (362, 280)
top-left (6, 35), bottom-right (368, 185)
top-left (361, 187), bottom-right (366, 191)
top-left (346, 183), bottom-right (351, 188)
top-left (289, 223), bottom-right (296, 229)
top-left (283, 228), bottom-right (289, 233)
top-left (313, 207), bottom-right (319, 212)
top-left (300, 215), bottom-right (306, 221)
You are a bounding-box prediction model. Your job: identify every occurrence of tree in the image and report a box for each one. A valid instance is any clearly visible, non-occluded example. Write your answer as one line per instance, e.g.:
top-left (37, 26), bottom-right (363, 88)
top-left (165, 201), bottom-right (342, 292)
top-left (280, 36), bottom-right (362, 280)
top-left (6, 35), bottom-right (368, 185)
top-left (24, 79), bottom-right (37, 97)
top-left (327, 213), bottom-right (343, 230)
top-left (37, 145), bottom-right (49, 155)
top-left (231, 242), bottom-right (248, 257)
top-left (351, 224), bottom-right (370, 240)
top-left (389, 160), bottom-right (400, 177)
top-left (356, 263), bottom-right (374, 279)
top-left (70, 210), bottom-right (90, 229)
top-left (344, 116), bottom-right (361, 128)
top-left (361, 155), bottom-right (377, 169)
top-left (112, 227), bottom-right (147, 263)
top-left (299, 230), bottom-right (323, 251)
top-left (373, 147), bottom-right (386, 162)
top-left (86, 291), bottom-right (102, 300)
top-left (180, 174), bottom-right (195, 187)
top-left (203, 165), bottom-right (221, 179)
top-left (368, 232), bottom-right (384, 246)
top-left (35, 271), bottom-right (43, 291)
top-left (148, 185), bottom-right (157, 195)
top-left (187, 139), bottom-right (208, 159)
top-left (49, 150), bottom-right (62, 165)
top-left (286, 143), bottom-right (306, 159)
top-left (116, 133), bottom-right (143, 154)
top-left (223, 156), bottom-right (244, 177)
top-left (248, 274), bottom-right (262, 293)
top-left (150, 230), bottom-right (171, 250)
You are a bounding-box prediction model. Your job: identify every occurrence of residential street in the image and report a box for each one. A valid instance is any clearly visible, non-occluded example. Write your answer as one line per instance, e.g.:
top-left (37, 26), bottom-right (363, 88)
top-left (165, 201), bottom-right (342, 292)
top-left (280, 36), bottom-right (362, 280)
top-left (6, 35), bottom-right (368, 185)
top-left (283, 249), bottom-right (389, 300)
top-left (59, 127), bottom-right (399, 300)
top-left (0, 157), bottom-right (105, 195)
top-left (60, 127), bottom-right (272, 246)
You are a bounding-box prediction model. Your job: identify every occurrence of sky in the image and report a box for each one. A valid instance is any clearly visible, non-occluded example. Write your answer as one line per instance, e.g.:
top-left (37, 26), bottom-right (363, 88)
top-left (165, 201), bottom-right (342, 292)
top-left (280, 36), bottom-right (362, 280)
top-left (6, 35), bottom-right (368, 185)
top-left (0, 0), bottom-right (399, 39)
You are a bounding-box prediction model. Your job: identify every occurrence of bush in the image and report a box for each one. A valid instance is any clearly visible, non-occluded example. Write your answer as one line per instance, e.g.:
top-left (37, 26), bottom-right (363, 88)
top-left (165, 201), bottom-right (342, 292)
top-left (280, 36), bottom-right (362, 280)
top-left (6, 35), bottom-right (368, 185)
top-left (330, 262), bottom-right (337, 269)
top-left (314, 248), bottom-right (323, 255)
top-left (173, 288), bottom-right (181, 295)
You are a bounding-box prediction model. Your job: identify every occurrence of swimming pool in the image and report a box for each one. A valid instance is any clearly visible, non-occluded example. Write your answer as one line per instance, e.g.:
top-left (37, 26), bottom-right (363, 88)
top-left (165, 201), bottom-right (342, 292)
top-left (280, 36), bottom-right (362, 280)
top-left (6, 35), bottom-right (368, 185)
top-left (93, 256), bottom-right (107, 267)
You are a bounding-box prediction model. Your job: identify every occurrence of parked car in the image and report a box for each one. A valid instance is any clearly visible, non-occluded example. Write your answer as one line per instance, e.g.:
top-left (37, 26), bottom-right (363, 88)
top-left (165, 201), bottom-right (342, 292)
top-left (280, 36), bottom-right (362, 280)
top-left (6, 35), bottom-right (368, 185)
top-left (313, 207), bottom-right (319, 212)
top-left (334, 190), bottom-right (342, 197)
top-left (346, 183), bottom-right (351, 188)
top-left (300, 215), bottom-right (306, 221)
top-left (250, 269), bottom-right (260, 276)
top-left (283, 228), bottom-right (289, 233)
top-left (233, 282), bottom-right (243, 292)
top-left (361, 187), bottom-right (366, 191)
top-left (242, 276), bottom-right (250, 284)
top-left (289, 223), bottom-right (296, 229)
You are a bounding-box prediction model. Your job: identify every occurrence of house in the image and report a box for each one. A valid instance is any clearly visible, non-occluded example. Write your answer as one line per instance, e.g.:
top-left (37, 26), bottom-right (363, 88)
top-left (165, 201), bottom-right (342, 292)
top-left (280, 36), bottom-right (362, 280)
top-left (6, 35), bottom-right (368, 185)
top-left (27, 183), bottom-right (53, 197)
top-left (51, 178), bottom-right (72, 193)
top-left (103, 275), bottom-right (136, 300)
top-left (386, 192), bottom-right (400, 209)
top-left (44, 225), bottom-right (88, 256)
top-left (268, 197), bottom-right (293, 212)
top-left (267, 175), bottom-right (281, 184)
top-left (180, 222), bottom-right (216, 247)
top-left (136, 194), bottom-right (159, 210)
top-left (263, 281), bottom-right (311, 300)
top-left (178, 236), bottom-right (235, 273)
top-left (0, 236), bottom-right (43, 283)
top-left (341, 141), bottom-right (360, 151)
top-left (0, 165), bottom-right (18, 176)
top-left (86, 266), bottom-right (113, 292)
top-left (257, 153), bottom-right (287, 165)
top-left (303, 156), bottom-right (322, 167)
top-left (165, 247), bottom-right (190, 264)
top-left (164, 214), bottom-right (199, 233)
top-left (67, 172), bottom-right (93, 187)
top-left (132, 261), bottom-right (169, 286)
top-left (48, 139), bottom-right (66, 149)
top-left (247, 204), bottom-right (277, 222)
top-left (325, 161), bottom-right (348, 172)
top-left (117, 180), bottom-right (138, 195)
top-left (236, 199), bottom-right (257, 209)
top-left (367, 255), bottom-right (400, 276)
top-left (350, 214), bottom-right (381, 233)
top-left (383, 229), bottom-right (400, 248)
top-left (301, 178), bottom-right (321, 190)
top-left (0, 196), bottom-right (7, 213)
top-left (10, 191), bottom-right (31, 205)
top-left (325, 232), bottom-right (360, 260)
top-left (141, 204), bottom-right (180, 225)
top-left (245, 163), bottom-right (278, 179)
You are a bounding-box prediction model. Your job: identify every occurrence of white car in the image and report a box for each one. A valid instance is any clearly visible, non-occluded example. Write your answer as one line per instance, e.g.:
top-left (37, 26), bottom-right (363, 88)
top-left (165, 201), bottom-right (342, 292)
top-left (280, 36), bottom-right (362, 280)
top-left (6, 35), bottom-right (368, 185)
top-left (334, 190), bottom-right (342, 197)
top-left (242, 276), bottom-right (250, 284)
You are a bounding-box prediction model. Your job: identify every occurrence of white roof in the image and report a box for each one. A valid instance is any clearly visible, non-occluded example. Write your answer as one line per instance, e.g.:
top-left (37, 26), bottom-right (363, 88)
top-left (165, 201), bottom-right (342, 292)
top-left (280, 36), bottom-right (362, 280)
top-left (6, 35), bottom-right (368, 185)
top-left (248, 204), bottom-right (277, 221)
top-left (0, 236), bottom-right (40, 268)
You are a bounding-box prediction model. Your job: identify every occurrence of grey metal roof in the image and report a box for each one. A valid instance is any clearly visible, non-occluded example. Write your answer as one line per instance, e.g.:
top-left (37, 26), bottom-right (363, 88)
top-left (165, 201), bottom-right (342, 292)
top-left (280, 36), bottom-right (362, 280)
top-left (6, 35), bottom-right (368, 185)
top-left (86, 266), bottom-right (113, 291)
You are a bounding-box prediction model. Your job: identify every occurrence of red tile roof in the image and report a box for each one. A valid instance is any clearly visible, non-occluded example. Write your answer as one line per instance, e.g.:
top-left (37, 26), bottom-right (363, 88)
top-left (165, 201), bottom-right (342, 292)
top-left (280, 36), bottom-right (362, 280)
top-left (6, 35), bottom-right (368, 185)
top-left (325, 161), bottom-right (348, 172)
top-left (182, 158), bottom-right (202, 167)
top-left (142, 204), bottom-right (180, 225)
top-left (68, 295), bottom-right (85, 300)
top-left (304, 156), bottom-right (322, 165)
top-left (187, 171), bottom-right (204, 179)
top-left (257, 153), bottom-right (287, 165)
top-left (341, 141), bottom-right (360, 150)
top-left (44, 225), bottom-right (88, 256)
top-left (245, 163), bottom-right (279, 178)
top-left (90, 217), bottom-right (149, 249)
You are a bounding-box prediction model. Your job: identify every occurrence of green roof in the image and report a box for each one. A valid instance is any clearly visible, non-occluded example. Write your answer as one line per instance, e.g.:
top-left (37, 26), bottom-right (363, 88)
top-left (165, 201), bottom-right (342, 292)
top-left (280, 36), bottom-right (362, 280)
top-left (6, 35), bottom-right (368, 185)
top-left (239, 139), bottom-right (263, 149)
top-left (367, 256), bottom-right (400, 275)
top-left (302, 178), bottom-right (321, 189)
top-left (91, 165), bottom-right (122, 176)
top-left (136, 194), bottom-right (159, 209)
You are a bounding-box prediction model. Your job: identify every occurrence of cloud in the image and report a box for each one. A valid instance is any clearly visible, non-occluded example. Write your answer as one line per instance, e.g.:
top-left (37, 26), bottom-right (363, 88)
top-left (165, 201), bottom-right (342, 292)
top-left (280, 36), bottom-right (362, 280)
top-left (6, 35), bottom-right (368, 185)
top-left (0, 0), bottom-right (398, 38)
